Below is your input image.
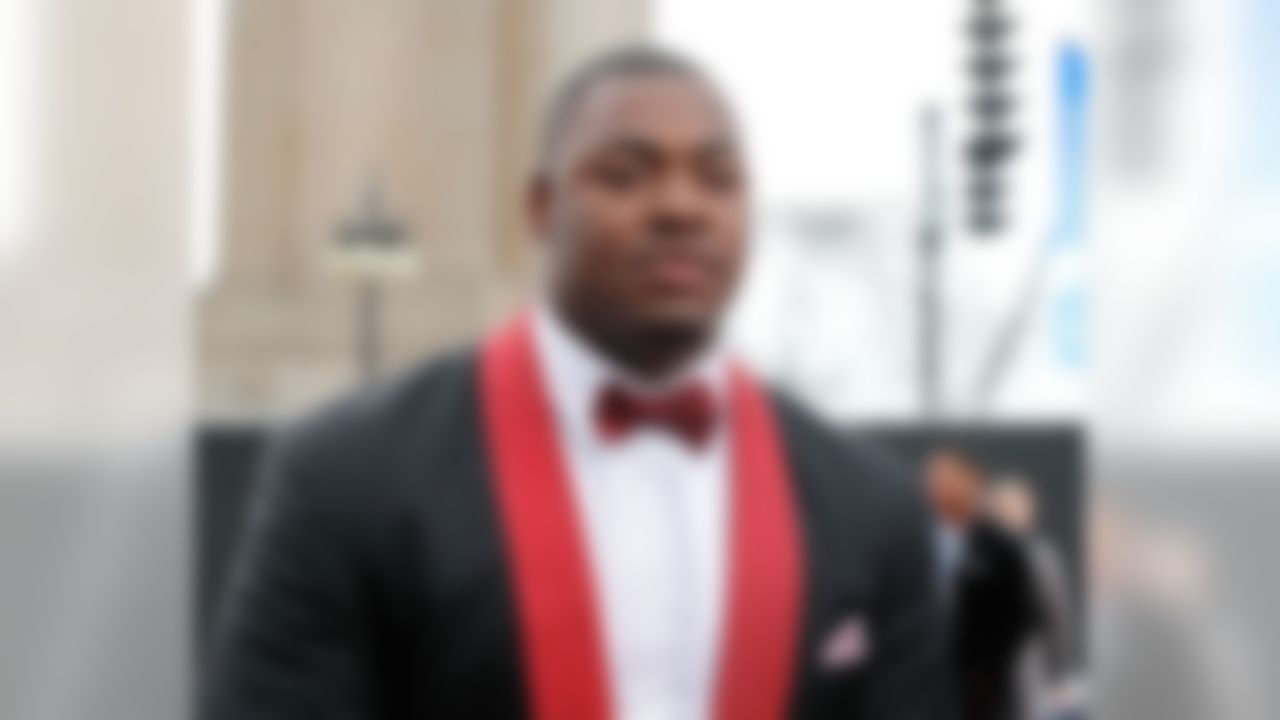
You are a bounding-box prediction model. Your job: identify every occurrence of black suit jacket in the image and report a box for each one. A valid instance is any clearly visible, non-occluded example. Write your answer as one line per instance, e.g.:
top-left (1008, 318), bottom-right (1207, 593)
top-left (201, 350), bottom-right (949, 719)
top-left (949, 520), bottom-right (1040, 720)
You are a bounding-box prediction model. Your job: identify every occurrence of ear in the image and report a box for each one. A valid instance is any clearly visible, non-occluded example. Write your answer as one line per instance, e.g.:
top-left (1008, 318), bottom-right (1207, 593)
top-left (526, 173), bottom-right (552, 244)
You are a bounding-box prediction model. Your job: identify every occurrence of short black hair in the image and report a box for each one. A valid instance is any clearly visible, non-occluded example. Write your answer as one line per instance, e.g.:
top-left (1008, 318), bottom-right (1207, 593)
top-left (535, 45), bottom-right (716, 172)
top-left (928, 444), bottom-right (989, 483)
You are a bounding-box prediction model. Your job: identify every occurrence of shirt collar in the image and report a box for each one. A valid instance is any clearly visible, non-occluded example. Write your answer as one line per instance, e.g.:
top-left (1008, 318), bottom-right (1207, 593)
top-left (532, 301), bottom-right (728, 447)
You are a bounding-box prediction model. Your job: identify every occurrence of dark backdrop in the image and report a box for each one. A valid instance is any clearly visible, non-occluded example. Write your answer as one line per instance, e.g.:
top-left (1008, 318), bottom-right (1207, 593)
top-left (859, 422), bottom-right (1087, 660)
top-left (197, 421), bottom-right (1086, 657)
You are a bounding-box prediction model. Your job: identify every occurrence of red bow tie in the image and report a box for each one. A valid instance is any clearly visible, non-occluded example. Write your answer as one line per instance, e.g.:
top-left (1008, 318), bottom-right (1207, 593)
top-left (595, 382), bottom-right (717, 448)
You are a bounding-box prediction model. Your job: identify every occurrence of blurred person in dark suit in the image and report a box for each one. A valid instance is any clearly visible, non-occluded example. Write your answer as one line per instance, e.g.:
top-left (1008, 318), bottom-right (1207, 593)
top-left (201, 46), bottom-right (948, 720)
top-left (987, 477), bottom-right (1079, 720)
top-left (926, 449), bottom-right (1040, 720)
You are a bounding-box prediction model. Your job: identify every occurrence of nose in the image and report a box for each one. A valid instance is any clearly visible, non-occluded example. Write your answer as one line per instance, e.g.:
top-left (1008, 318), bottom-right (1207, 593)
top-left (650, 172), bottom-right (708, 236)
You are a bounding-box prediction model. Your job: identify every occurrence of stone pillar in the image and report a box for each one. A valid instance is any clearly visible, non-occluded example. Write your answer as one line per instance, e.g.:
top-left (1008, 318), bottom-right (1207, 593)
top-left (199, 0), bottom-right (650, 420)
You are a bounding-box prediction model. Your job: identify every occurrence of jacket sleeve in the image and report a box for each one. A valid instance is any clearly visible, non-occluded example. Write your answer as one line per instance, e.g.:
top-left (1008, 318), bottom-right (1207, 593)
top-left (861, 479), bottom-right (954, 720)
top-left (200, 432), bottom-right (381, 720)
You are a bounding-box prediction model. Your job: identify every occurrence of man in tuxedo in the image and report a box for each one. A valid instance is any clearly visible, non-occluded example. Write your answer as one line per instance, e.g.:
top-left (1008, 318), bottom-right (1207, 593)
top-left (926, 449), bottom-right (1040, 720)
top-left (202, 46), bottom-right (947, 720)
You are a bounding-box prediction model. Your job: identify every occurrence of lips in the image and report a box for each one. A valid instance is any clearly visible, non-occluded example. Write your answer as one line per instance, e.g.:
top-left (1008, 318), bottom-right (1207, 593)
top-left (641, 250), bottom-right (712, 291)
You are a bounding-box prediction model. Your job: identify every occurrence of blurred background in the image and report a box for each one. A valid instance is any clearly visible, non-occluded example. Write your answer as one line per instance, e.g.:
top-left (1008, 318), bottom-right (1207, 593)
top-left (1, 0), bottom-right (1278, 718)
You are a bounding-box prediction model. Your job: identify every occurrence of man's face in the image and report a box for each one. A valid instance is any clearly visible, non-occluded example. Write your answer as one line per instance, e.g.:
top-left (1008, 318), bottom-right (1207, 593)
top-left (988, 481), bottom-right (1037, 536)
top-left (530, 73), bottom-right (748, 340)
top-left (926, 451), bottom-right (982, 526)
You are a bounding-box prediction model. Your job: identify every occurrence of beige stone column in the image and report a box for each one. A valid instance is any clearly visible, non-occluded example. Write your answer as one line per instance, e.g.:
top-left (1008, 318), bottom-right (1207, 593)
top-left (200, 0), bottom-right (651, 420)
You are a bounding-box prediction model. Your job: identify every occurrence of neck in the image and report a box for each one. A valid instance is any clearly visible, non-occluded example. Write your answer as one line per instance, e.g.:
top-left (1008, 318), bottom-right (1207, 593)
top-left (942, 511), bottom-right (974, 531)
top-left (553, 299), bottom-right (712, 381)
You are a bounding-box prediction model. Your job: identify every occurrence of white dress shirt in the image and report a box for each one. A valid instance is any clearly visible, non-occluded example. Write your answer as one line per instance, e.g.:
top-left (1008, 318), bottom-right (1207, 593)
top-left (532, 304), bottom-right (730, 720)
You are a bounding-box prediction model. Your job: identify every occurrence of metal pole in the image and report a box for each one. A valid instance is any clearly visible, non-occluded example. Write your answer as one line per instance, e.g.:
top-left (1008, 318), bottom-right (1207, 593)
top-left (356, 276), bottom-right (381, 383)
top-left (919, 106), bottom-right (945, 418)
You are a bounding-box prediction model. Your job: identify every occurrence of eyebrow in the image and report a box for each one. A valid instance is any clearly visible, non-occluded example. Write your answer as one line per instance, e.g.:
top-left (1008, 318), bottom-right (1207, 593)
top-left (694, 137), bottom-right (740, 161)
top-left (593, 134), bottom-right (741, 163)
top-left (596, 136), bottom-right (662, 164)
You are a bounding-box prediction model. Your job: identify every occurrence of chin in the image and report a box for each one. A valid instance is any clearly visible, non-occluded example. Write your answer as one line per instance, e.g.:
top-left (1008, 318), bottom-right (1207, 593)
top-left (633, 303), bottom-right (717, 342)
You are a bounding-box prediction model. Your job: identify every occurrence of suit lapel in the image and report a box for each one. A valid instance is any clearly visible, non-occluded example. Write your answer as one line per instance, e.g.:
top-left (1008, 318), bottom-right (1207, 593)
top-left (481, 313), bottom-right (613, 720)
top-left (712, 363), bottom-right (806, 720)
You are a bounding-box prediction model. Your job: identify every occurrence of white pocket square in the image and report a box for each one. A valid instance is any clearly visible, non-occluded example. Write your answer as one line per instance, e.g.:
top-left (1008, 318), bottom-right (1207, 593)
top-left (818, 615), bottom-right (872, 672)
